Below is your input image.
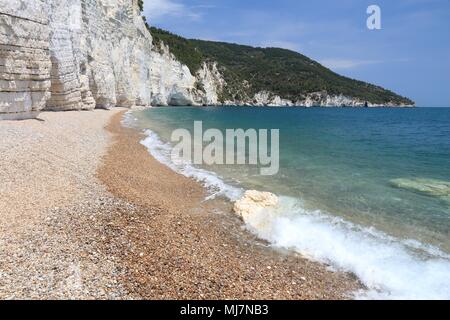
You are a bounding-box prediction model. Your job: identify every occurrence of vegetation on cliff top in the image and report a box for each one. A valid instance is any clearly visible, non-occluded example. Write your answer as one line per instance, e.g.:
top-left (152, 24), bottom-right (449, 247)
top-left (149, 27), bottom-right (414, 105)
top-left (138, 0), bottom-right (144, 13)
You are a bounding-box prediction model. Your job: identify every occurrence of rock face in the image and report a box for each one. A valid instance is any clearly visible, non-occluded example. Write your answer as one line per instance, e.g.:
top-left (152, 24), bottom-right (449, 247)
top-left (148, 53), bottom-right (413, 107)
top-left (150, 42), bottom-right (224, 106)
top-left (0, 0), bottom-right (152, 120)
top-left (251, 91), bottom-right (295, 107)
top-left (224, 90), bottom-right (412, 108)
top-left (293, 91), bottom-right (409, 108)
top-left (0, 0), bottom-right (51, 120)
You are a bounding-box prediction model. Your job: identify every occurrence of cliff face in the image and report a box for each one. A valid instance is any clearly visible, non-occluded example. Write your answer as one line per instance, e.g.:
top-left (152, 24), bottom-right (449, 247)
top-left (0, 0), bottom-right (153, 120)
top-left (248, 91), bottom-right (413, 108)
top-left (149, 42), bottom-right (224, 106)
top-left (0, 0), bottom-right (51, 120)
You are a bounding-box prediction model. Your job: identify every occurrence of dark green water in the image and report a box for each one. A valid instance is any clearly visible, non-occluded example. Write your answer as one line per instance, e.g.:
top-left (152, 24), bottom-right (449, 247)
top-left (130, 107), bottom-right (450, 299)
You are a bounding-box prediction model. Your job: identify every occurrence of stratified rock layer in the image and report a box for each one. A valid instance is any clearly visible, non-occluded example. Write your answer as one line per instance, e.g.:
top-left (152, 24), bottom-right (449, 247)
top-left (0, 0), bottom-right (51, 120)
top-left (0, 0), bottom-right (152, 119)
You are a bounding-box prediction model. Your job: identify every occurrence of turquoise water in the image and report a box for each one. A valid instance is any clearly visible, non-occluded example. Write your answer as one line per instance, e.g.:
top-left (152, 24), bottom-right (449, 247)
top-left (130, 107), bottom-right (450, 299)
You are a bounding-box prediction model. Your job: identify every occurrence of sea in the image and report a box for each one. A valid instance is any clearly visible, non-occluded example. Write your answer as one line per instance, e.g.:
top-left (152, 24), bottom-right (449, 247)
top-left (127, 106), bottom-right (450, 300)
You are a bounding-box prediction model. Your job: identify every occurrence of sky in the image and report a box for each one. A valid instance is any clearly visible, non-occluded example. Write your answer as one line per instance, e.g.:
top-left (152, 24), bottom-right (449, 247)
top-left (144, 0), bottom-right (450, 107)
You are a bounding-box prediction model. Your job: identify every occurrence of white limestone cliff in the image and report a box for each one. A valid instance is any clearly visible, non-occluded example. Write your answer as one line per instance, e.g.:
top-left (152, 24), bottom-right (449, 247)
top-left (252, 91), bottom-right (294, 107)
top-left (0, 0), bottom-right (51, 120)
top-left (196, 61), bottom-right (225, 105)
top-left (149, 42), bottom-right (224, 106)
top-left (149, 42), bottom-right (197, 106)
top-left (225, 90), bottom-right (412, 108)
top-left (1, 0), bottom-right (153, 120)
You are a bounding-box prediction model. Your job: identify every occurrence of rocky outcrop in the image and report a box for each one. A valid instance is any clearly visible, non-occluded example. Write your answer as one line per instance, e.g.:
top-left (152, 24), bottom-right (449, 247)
top-left (196, 61), bottom-right (225, 105)
top-left (223, 90), bottom-right (414, 108)
top-left (251, 92), bottom-right (294, 107)
top-left (234, 190), bottom-right (279, 218)
top-left (293, 91), bottom-right (413, 108)
top-left (149, 42), bottom-right (196, 106)
top-left (150, 42), bottom-right (224, 106)
top-left (0, 0), bottom-right (152, 120)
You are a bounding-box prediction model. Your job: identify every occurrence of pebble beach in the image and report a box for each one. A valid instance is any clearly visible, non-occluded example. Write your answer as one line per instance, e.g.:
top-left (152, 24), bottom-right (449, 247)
top-left (0, 110), bottom-right (361, 299)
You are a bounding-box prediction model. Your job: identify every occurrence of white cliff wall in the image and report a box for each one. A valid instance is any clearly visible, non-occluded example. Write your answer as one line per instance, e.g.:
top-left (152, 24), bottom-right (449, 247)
top-left (0, 0), bottom-right (51, 120)
top-left (0, 0), bottom-right (153, 120)
top-left (149, 42), bottom-right (224, 106)
top-left (196, 61), bottom-right (225, 105)
top-left (81, 0), bottom-right (152, 109)
top-left (46, 0), bottom-right (90, 111)
top-left (150, 43), bottom-right (197, 106)
top-left (230, 91), bottom-right (408, 108)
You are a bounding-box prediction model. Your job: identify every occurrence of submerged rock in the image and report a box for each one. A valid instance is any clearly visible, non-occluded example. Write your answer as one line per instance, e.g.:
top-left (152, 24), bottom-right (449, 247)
top-left (390, 178), bottom-right (450, 198)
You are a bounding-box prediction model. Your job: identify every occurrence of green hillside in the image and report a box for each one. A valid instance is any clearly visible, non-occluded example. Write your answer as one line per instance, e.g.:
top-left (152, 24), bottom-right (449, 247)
top-left (150, 27), bottom-right (414, 105)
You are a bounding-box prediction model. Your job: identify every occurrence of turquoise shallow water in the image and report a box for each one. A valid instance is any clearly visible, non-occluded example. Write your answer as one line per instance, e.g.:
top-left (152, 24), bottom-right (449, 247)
top-left (130, 107), bottom-right (450, 299)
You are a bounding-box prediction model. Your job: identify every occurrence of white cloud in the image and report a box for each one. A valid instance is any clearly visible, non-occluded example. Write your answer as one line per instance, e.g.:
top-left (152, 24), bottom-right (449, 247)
top-left (319, 59), bottom-right (383, 70)
top-left (320, 58), bottom-right (412, 70)
top-left (144, 0), bottom-right (201, 22)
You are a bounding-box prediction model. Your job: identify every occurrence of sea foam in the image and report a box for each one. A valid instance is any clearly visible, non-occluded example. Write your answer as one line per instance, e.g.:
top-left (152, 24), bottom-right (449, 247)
top-left (140, 128), bottom-right (450, 300)
top-left (243, 195), bottom-right (450, 299)
top-left (140, 129), bottom-right (244, 201)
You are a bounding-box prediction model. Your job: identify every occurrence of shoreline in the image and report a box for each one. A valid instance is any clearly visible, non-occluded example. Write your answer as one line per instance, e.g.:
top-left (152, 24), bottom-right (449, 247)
top-left (0, 109), bottom-right (361, 299)
top-left (96, 111), bottom-right (362, 299)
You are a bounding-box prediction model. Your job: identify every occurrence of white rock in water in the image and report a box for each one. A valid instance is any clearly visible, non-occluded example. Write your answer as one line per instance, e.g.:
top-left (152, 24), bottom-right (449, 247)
top-left (234, 190), bottom-right (279, 217)
top-left (234, 190), bottom-right (279, 234)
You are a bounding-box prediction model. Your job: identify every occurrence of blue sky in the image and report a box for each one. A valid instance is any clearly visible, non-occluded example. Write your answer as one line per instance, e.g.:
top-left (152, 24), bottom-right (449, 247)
top-left (144, 0), bottom-right (450, 106)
